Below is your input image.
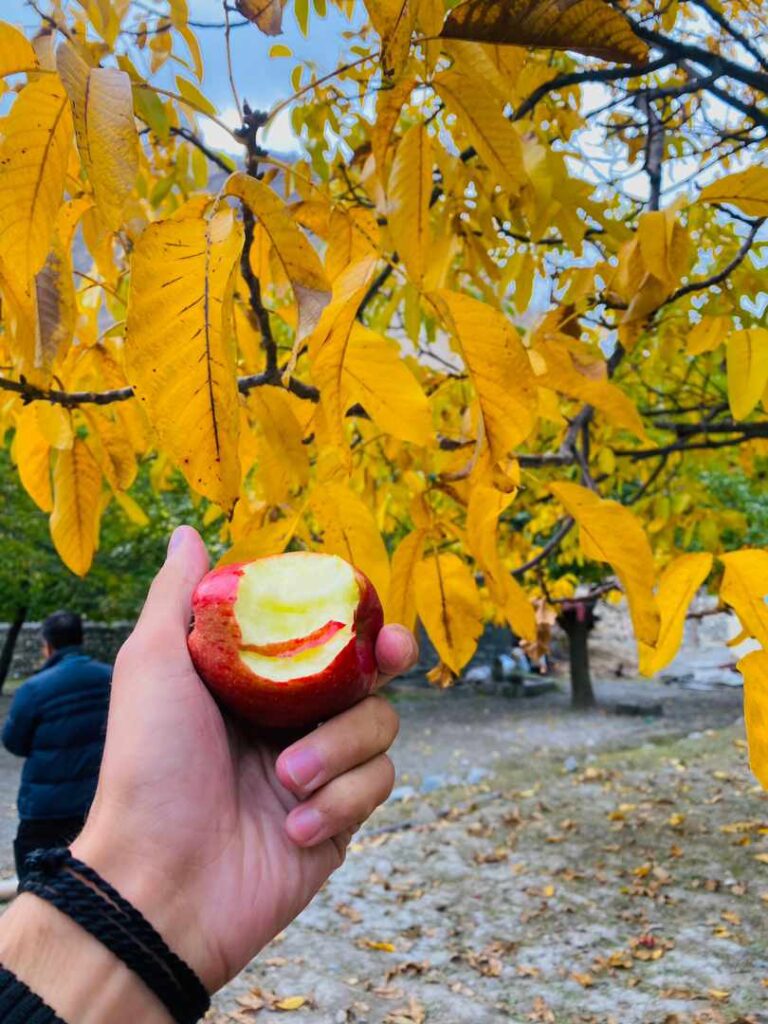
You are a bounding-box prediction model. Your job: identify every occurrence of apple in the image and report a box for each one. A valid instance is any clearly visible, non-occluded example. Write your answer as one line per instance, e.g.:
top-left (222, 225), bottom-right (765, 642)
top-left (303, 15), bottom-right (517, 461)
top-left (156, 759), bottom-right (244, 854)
top-left (188, 551), bottom-right (384, 730)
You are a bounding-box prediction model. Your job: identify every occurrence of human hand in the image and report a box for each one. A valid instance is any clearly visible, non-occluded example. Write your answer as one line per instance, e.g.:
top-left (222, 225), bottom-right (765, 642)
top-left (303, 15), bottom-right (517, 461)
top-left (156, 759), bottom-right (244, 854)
top-left (73, 527), bottom-right (417, 993)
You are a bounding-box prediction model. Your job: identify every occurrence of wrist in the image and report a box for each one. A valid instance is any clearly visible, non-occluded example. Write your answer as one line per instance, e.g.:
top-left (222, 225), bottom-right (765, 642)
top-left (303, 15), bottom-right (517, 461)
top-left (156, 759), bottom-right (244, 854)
top-left (0, 894), bottom-right (173, 1024)
top-left (70, 826), bottom-right (223, 992)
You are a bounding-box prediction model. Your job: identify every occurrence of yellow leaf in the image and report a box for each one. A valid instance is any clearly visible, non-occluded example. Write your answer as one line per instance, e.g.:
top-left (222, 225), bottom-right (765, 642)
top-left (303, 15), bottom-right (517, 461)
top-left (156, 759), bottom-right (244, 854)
top-left (371, 76), bottom-right (415, 184)
top-left (50, 439), bottom-right (102, 577)
top-left (83, 408), bottom-right (137, 492)
top-left (342, 324), bottom-right (432, 445)
top-left (235, 0), bottom-right (287, 35)
top-left (34, 238), bottom-right (75, 371)
top-left (388, 530), bottom-right (427, 629)
top-left (226, 173), bottom-right (331, 341)
top-left (637, 209), bottom-right (688, 292)
top-left (125, 208), bottom-right (243, 512)
top-left (441, 0), bottom-right (649, 65)
top-left (218, 513), bottom-right (301, 567)
top-left (467, 472), bottom-right (536, 641)
top-left (687, 315), bottom-right (730, 356)
top-left (430, 290), bottom-right (537, 461)
top-left (0, 21), bottom-right (38, 77)
top-left (387, 123), bottom-right (432, 285)
top-left (310, 256), bottom-right (379, 448)
top-left (0, 76), bottom-right (72, 290)
top-left (36, 404), bottom-right (74, 450)
top-left (720, 550), bottom-right (768, 648)
top-left (325, 207), bottom-right (379, 283)
top-left (533, 334), bottom-right (646, 439)
top-left (311, 483), bottom-right (391, 604)
top-left (726, 328), bottom-right (768, 420)
top-left (114, 491), bottom-right (149, 527)
top-left (435, 67), bottom-right (526, 197)
top-left (701, 165), bottom-right (768, 217)
top-left (360, 939), bottom-right (397, 952)
top-left (175, 74), bottom-right (218, 117)
top-left (275, 996), bottom-right (307, 1011)
top-left (12, 405), bottom-right (53, 512)
top-left (414, 552), bottom-right (483, 674)
top-left (248, 385), bottom-right (309, 503)
top-left (551, 482), bottom-right (660, 646)
top-left (363, 0), bottom-right (415, 76)
top-left (638, 553), bottom-right (713, 676)
top-left (706, 988), bottom-right (730, 1002)
top-left (56, 43), bottom-right (138, 232)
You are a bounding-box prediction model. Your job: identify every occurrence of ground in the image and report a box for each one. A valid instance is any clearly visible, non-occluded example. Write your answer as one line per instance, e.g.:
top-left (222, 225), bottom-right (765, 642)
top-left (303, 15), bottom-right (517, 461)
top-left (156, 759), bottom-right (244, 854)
top-left (202, 680), bottom-right (767, 1024)
top-left (1, 674), bottom-right (764, 1024)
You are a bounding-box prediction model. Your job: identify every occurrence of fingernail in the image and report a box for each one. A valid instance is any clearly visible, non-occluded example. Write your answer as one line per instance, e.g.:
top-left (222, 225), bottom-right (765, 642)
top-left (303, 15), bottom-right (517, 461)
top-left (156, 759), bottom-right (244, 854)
top-left (287, 806), bottom-right (324, 844)
top-left (282, 747), bottom-right (323, 790)
top-left (167, 527), bottom-right (186, 559)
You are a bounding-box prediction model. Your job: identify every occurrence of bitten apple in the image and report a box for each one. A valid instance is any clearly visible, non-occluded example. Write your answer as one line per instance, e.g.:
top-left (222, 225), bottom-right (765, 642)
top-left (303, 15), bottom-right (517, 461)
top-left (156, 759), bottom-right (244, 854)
top-left (188, 551), bottom-right (384, 730)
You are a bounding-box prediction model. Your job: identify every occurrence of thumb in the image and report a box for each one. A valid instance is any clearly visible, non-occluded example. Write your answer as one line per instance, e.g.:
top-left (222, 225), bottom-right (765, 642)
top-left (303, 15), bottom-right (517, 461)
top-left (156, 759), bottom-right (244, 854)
top-left (137, 526), bottom-right (210, 642)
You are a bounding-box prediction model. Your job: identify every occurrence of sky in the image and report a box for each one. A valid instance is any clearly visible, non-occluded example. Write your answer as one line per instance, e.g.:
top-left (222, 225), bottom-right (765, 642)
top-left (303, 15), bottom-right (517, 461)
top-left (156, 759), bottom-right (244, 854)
top-left (3, 0), bottom-right (357, 153)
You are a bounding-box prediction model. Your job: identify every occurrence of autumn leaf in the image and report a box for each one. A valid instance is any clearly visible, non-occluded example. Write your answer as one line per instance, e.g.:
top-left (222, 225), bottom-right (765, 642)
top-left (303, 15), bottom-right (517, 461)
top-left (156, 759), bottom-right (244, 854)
top-left (218, 513), bottom-right (302, 567)
top-left (441, 0), bottom-right (649, 65)
top-left (311, 482), bottom-right (391, 603)
top-left (467, 470), bottom-right (536, 641)
top-left (700, 165), bottom-right (768, 217)
top-left (12, 405), bottom-right (53, 512)
top-left (551, 482), bottom-right (660, 646)
top-left (720, 550), bottom-right (768, 648)
top-left (0, 76), bottom-right (72, 291)
top-left (414, 552), bottom-right (483, 674)
top-left (226, 172), bottom-right (331, 342)
top-left (50, 439), bottom-right (103, 577)
top-left (34, 240), bottom-right (76, 371)
top-left (435, 66), bottom-right (527, 197)
top-left (125, 207), bottom-right (243, 512)
top-left (389, 529), bottom-right (427, 629)
top-left (56, 43), bottom-right (139, 231)
top-left (310, 256), bottom-right (380, 448)
top-left (0, 21), bottom-right (38, 77)
top-left (363, 0), bottom-right (415, 76)
top-left (247, 385), bottom-right (310, 503)
top-left (430, 290), bottom-right (537, 461)
top-left (726, 328), bottom-right (768, 420)
top-left (387, 123), bottom-right (432, 285)
top-left (235, 0), bottom-right (287, 35)
top-left (342, 324), bottom-right (432, 445)
top-left (638, 553), bottom-right (713, 676)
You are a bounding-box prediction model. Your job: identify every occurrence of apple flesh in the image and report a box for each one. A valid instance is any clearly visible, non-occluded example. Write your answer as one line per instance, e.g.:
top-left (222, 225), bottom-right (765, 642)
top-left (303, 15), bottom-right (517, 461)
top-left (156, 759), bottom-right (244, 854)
top-left (188, 552), bottom-right (383, 730)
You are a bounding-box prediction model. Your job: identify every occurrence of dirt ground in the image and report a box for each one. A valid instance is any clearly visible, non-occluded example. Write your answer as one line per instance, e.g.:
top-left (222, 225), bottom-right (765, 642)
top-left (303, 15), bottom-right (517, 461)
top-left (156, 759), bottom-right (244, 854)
top-left (197, 678), bottom-right (766, 1024)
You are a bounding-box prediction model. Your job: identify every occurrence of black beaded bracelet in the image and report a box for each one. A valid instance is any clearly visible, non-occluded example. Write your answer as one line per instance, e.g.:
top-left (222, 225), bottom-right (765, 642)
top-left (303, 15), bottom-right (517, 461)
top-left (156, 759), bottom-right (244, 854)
top-left (20, 849), bottom-right (210, 1024)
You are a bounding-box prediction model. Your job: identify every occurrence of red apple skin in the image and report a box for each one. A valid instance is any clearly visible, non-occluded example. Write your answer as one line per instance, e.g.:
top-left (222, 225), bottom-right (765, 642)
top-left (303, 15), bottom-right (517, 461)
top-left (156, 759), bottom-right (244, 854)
top-left (187, 559), bottom-right (384, 731)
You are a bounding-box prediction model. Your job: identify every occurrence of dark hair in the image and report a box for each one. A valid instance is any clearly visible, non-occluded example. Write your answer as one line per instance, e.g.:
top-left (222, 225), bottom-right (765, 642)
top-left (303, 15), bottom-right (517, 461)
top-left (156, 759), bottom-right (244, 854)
top-left (42, 611), bottom-right (83, 650)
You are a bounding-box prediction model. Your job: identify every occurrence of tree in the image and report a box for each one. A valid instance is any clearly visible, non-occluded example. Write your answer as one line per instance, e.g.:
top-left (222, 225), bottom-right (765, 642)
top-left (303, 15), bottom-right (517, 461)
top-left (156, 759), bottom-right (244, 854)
top-left (0, 449), bottom-right (221, 688)
top-left (0, 2), bottom-right (766, 769)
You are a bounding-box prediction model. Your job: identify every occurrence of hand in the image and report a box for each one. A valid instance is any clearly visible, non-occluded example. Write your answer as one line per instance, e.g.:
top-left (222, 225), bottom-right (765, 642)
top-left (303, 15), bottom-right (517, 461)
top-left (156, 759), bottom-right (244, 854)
top-left (73, 527), bottom-right (417, 993)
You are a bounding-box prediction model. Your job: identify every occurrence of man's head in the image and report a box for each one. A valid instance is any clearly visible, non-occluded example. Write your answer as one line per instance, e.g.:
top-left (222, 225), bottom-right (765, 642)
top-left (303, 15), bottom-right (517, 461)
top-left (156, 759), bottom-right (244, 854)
top-left (42, 611), bottom-right (83, 658)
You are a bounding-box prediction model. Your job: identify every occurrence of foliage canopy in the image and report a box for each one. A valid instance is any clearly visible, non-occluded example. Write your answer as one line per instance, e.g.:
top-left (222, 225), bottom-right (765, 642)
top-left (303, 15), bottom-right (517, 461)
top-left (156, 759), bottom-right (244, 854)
top-left (1, 0), bottom-right (767, 767)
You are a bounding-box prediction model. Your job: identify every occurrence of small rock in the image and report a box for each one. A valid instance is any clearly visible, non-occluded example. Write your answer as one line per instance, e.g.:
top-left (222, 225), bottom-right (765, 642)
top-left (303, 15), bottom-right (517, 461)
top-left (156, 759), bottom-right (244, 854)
top-left (389, 785), bottom-right (417, 803)
top-left (563, 755), bottom-right (579, 773)
top-left (466, 766), bottom-right (492, 785)
top-left (687, 731), bottom-right (704, 741)
top-left (420, 773), bottom-right (447, 794)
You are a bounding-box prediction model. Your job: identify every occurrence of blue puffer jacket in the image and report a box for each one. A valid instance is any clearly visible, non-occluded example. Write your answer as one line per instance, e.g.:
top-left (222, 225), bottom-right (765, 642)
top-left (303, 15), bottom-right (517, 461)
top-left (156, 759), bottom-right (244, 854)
top-left (2, 647), bottom-right (112, 820)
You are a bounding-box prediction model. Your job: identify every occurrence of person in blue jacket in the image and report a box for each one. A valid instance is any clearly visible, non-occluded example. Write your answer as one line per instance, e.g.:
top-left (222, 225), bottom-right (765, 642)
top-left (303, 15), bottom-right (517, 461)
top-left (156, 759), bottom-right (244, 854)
top-left (1, 610), bottom-right (111, 881)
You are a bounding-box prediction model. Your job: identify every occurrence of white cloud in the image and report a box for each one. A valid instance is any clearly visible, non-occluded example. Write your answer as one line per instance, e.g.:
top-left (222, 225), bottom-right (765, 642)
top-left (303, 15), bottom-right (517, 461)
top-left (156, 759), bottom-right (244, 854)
top-left (199, 105), bottom-right (301, 157)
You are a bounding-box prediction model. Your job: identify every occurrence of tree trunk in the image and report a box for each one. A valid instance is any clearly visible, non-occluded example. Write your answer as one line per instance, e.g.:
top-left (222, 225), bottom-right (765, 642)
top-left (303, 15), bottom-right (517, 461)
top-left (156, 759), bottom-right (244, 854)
top-left (558, 603), bottom-right (597, 710)
top-left (0, 605), bottom-right (28, 692)
top-left (566, 616), bottom-right (595, 709)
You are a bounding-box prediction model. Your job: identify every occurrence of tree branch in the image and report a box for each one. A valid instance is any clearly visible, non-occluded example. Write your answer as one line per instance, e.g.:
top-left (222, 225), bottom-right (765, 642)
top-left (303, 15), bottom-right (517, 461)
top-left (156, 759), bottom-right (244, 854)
top-left (684, 0), bottom-right (768, 74)
top-left (512, 58), bottom-right (674, 121)
top-left (662, 215), bottom-right (766, 307)
top-left (170, 127), bottom-right (234, 176)
top-left (512, 518), bottom-right (575, 578)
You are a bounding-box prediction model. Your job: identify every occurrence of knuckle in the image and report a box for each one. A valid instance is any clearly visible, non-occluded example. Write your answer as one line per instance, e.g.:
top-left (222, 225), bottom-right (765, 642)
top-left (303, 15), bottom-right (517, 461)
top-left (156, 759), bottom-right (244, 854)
top-left (367, 696), bottom-right (400, 747)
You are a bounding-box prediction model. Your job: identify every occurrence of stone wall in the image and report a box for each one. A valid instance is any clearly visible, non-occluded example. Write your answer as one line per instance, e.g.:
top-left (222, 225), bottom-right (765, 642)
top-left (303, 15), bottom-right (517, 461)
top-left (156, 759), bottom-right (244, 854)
top-left (0, 622), bottom-right (133, 682)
